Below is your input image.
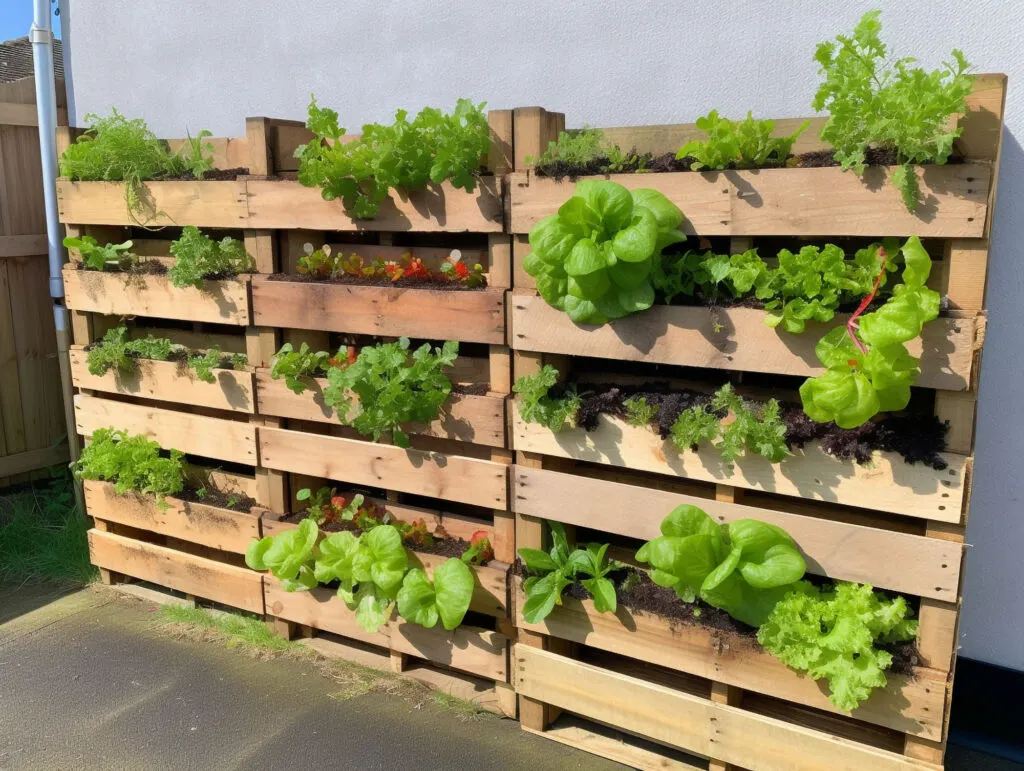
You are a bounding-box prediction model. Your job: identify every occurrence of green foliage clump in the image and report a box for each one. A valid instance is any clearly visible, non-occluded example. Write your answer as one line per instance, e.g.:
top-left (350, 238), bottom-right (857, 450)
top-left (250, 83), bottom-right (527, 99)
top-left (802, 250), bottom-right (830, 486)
top-left (296, 97), bottom-right (489, 219)
top-left (169, 226), bottom-right (253, 289)
top-left (530, 127), bottom-right (639, 173)
top-left (323, 337), bottom-right (458, 449)
top-left (188, 347), bottom-right (224, 384)
top-left (513, 365), bottom-right (581, 433)
top-left (636, 505), bottom-right (806, 627)
top-left (676, 110), bottom-right (809, 170)
top-left (73, 427), bottom-right (184, 501)
top-left (758, 581), bottom-right (918, 711)
top-left (525, 180), bottom-right (686, 324)
top-left (669, 384), bottom-right (787, 463)
top-left (800, 237), bottom-right (939, 428)
top-left (62, 235), bottom-right (136, 272)
top-left (813, 11), bottom-right (974, 211)
top-left (269, 342), bottom-right (333, 394)
top-left (58, 109), bottom-right (213, 220)
top-left (623, 396), bottom-right (658, 427)
top-left (87, 326), bottom-right (176, 375)
top-left (518, 521), bottom-right (622, 623)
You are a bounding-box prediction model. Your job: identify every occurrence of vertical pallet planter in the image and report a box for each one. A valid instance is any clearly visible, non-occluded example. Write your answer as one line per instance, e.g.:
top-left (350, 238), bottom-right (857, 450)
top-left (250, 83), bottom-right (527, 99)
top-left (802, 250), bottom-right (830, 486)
top-left (506, 75), bottom-right (1006, 770)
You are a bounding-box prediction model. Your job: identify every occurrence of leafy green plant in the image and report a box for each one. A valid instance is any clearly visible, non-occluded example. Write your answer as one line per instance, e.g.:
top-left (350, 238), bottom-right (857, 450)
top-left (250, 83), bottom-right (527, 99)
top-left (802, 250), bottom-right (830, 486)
top-left (169, 226), bottom-right (253, 289)
top-left (623, 396), bottom-right (658, 427)
top-left (128, 334), bottom-right (176, 362)
top-left (295, 97), bottom-right (489, 219)
top-left (528, 127), bottom-right (639, 173)
top-left (296, 486), bottom-right (365, 525)
top-left (653, 248), bottom-right (770, 305)
top-left (524, 180), bottom-right (686, 324)
top-left (245, 518), bottom-right (319, 592)
top-left (461, 531), bottom-right (494, 566)
top-left (297, 243), bottom-right (342, 278)
top-left (323, 337), bottom-right (458, 448)
top-left (518, 522), bottom-right (622, 623)
top-left (62, 235), bottom-right (136, 272)
top-left (72, 427), bottom-right (185, 501)
top-left (513, 366), bottom-right (582, 433)
top-left (231, 353), bottom-right (248, 370)
top-left (58, 109), bottom-right (214, 221)
top-left (397, 558), bottom-right (475, 630)
top-left (636, 505), bottom-right (806, 627)
top-left (813, 11), bottom-right (974, 211)
top-left (187, 347), bottom-right (224, 384)
top-left (669, 403), bottom-right (721, 451)
top-left (800, 237), bottom-right (939, 428)
top-left (676, 110), bottom-right (809, 170)
top-left (270, 342), bottom-right (333, 394)
top-left (668, 384), bottom-right (787, 463)
top-left (86, 326), bottom-right (133, 375)
top-left (757, 581), bottom-right (918, 711)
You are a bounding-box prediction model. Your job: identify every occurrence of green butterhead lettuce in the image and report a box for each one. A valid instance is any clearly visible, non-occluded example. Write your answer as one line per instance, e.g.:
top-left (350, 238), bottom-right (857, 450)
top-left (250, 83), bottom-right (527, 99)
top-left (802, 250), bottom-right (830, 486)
top-left (525, 181), bottom-right (685, 324)
top-left (245, 518), bottom-right (319, 592)
top-left (397, 558), bottom-right (475, 630)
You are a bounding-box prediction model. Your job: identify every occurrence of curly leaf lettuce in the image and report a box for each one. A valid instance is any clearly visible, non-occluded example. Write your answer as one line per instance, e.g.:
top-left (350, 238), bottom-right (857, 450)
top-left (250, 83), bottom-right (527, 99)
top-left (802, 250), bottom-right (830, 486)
top-left (525, 181), bottom-right (686, 324)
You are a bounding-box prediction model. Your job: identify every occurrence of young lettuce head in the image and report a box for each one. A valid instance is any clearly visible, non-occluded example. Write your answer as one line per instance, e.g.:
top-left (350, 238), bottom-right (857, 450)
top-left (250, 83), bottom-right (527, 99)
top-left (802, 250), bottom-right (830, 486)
top-left (524, 180), bottom-right (686, 325)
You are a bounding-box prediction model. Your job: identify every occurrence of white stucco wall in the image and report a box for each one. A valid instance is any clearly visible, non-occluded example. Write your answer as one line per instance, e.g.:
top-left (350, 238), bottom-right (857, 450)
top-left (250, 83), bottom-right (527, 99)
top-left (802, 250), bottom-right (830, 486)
top-left (62, 0), bottom-right (1023, 670)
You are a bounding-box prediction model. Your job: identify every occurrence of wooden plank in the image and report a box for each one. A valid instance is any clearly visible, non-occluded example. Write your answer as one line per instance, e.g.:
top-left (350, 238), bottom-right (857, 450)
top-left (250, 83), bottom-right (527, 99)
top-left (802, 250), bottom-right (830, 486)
top-left (70, 347), bottom-right (256, 414)
top-left (75, 394), bottom-right (258, 466)
top-left (62, 266), bottom-right (251, 325)
top-left (250, 276), bottom-right (505, 344)
top-left (0, 444), bottom-right (68, 477)
top-left (258, 425), bottom-right (507, 509)
top-left (512, 407), bottom-right (967, 522)
top-left (943, 240), bottom-right (989, 312)
top-left (84, 480), bottom-right (260, 554)
top-left (56, 180), bottom-right (248, 227)
top-left (244, 179), bottom-right (504, 233)
top-left (513, 467), bottom-right (960, 602)
top-left (263, 580), bottom-right (392, 648)
top-left (0, 100), bottom-right (65, 127)
top-left (508, 164), bottom-right (989, 238)
top-left (253, 369), bottom-right (505, 447)
top-left (487, 109), bottom-right (514, 175)
top-left (88, 529), bottom-right (263, 614)
top-left (511, 292), bottom-right (975, 392)
top-left (934, 390), bottom-right (977, 455)
top-left (600, 116), bottom-right (829, 158)
top-left (122, 325), bottom-right (246, 354)
top-left (0, 261), bottom-right (24, 456)
top-left (389, 624), bottom-right (508, 682)
top-left (514, 646), bottom-right (936, 771)
top-left (0, 234), bottom-right (47, 258)
top-left (515, 582), bottom-right (945, 741)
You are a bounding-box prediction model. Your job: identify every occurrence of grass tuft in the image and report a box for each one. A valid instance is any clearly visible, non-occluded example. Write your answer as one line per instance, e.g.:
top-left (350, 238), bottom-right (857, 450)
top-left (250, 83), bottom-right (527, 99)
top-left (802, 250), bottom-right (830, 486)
top-left (0, 475), bottom-right (96, 585)
top-left (154, 604), bottom-right (293, 656)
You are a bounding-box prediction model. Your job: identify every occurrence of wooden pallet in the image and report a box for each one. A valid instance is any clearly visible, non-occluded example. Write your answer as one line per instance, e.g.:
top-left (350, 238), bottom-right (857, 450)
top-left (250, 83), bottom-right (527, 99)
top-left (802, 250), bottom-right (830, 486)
top-left (505, 75), bottom-right (1007, 769)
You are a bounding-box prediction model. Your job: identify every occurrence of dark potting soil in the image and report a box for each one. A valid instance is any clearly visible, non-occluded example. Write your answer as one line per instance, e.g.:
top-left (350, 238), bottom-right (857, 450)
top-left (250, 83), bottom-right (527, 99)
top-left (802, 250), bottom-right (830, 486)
top-left (279, 509), bottom-right (479, 563)
top-left (266, 272), bottom-right (487, 291)
top-left (175, 486), bottom-right (258, 512)
top-left (562, 381), bottom-right (948, 469)
top-left (154, 167), bottom-right (250, 181)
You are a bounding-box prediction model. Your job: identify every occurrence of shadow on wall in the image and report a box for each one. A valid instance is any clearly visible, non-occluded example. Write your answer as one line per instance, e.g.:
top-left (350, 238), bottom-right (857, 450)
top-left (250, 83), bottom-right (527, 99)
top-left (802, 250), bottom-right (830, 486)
top-left (960, 125), bottom-right (1024, 671)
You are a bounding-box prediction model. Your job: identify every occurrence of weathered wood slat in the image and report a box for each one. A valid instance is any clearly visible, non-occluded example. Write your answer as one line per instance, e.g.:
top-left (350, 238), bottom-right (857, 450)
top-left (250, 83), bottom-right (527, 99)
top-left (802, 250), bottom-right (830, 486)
top-left (56, 180), bottom-right (249, 227)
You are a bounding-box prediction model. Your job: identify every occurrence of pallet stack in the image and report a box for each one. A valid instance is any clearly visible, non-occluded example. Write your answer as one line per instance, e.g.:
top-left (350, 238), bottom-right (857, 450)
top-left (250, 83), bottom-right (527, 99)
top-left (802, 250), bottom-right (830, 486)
top-left (506, 77), bottom-right (1005, 770)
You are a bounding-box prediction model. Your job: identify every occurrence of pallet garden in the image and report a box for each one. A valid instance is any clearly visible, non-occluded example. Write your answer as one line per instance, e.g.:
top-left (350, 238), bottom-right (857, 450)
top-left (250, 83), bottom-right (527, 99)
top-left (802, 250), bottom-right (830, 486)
top-left (62, 11), bottom-right (1004, 769)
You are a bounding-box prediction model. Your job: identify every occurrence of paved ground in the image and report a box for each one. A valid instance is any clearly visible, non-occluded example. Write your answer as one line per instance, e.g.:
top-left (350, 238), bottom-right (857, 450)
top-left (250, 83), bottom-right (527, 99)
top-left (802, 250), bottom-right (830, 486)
top-left (0, 584), bottom-right (622, 771)
top-left (0, 584), bottom-right (1018, 771)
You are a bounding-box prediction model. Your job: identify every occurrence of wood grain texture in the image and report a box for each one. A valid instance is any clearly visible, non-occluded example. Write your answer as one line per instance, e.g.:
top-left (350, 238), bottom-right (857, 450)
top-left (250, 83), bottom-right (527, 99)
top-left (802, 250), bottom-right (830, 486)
top-left (70, 347), bottom-right (256, 414)
top-left (264, 581), bottom-right (391, 647)
top-left (244, 179), bottom-right (504, 232)
top-left (512, 406), bottom-right (966, 522)
top-left (513, 467), bottom-right (961, 602)
top-left (62, 266), bottom-right (251, 325)
top-left (514, 646), bottom-right (937, 771)
top-left (84, 481), bottom-right (260, 554)
top-left (258, 425), bottom-right (507, 509)
top-left (56, 180), bottom-right (248, 227)
top-left (511, 292), bottom-right (975, 391)
top-left (253, 369), bottom-right (505, 447)
top-left (75, 394), bottom-right (258, 466)
top-left (251, 276), bottom-right (505, 344)
top-left (389, 624), bottom-right (508, 682)
top-left (88, 529), bottom-right (264, 613)
top-left (508, 164), bottom-right (989, 238)
top-left (515, 582), bottom-right (945, 741)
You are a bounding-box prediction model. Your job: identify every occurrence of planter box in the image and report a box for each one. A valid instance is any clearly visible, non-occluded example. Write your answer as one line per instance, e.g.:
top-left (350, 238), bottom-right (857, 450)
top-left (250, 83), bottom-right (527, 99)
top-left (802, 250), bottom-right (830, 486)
top-left (515, 645), bottom-right (932, 771)
top-left (253, 369), bottom-right (505, 448)
top-left (56, 179), bottom-right (249, 228)
top-left (85, 480), bottom-right (262, 554)
top-left (244, 178), bottom-right (504, 232)
top-left (62, 265), bottom-right (252, 325)
top-left (512, 404), bottom-right (967, 522)
top-left (250, 275), bottom-right (506, 345)
top-left (88, 529), bottom-right (264, 614)
top-left (258, 425), bottom-right (507, 510)
top-left (75, 393), bottom-right (258, 466)
top-left (510, 292), bottom-right (977, 392)
top-left (70, 347), bottom-right (256, 414)
top-left (508, 164), bottom-right (990, 239)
